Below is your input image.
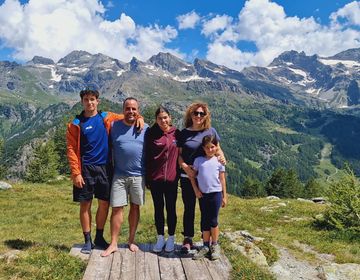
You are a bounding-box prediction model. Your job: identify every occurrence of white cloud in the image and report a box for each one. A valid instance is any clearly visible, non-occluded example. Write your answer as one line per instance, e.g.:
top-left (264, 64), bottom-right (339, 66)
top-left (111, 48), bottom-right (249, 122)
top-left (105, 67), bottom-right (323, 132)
top-left (201, 15), bottom-right (233, 37)
top-left (0, 0), bottom-right (179, 62)
top-left (204, 0), bottom-right (360, 71)
top-left (330, 1), bottom-right (360, 25)
top-left (177, 10), bottom-right (200, 30)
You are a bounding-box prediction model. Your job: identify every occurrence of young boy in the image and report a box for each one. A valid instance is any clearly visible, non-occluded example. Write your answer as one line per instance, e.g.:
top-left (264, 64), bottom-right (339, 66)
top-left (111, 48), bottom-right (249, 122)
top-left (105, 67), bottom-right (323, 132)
top-left (66, 89), bottom-right (142, 254)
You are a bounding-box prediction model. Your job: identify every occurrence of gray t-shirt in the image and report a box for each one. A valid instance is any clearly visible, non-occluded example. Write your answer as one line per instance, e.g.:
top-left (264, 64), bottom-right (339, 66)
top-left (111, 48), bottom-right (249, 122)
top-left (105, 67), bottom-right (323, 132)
top-left (193, 156), bottom-right (225, 193)
top-left (111, 120), bottom-right (149, 176)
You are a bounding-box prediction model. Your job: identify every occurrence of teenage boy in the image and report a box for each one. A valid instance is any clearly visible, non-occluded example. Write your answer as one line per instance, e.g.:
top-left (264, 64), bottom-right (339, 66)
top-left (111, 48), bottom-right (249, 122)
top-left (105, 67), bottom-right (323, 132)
top-left (66, 89), bottom-right (143, 254)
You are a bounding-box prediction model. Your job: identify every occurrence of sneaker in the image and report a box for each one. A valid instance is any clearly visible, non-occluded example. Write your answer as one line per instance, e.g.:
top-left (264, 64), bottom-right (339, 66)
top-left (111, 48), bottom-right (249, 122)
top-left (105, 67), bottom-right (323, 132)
top-left (80, 241), bottom-right (94, 254)
top-left (180, 237), bottom-right (193, 254)
top-left (94, 235), bottom-right (109, 250)
top-left (153, 235), bottom-right (165, 253)
top-left (210, 244), bottom-right (221, 260)
top-left (165, 235), bottom-right (175, 252)
top-left (192, 246), bottom-right (210, 260)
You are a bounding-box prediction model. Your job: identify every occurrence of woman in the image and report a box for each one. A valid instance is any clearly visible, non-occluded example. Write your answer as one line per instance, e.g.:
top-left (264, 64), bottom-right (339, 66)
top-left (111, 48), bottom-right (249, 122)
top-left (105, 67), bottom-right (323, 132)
top-left (177, 102), bottom-right (225, 254)
top-left (145, 106), bottom-right (180, 253)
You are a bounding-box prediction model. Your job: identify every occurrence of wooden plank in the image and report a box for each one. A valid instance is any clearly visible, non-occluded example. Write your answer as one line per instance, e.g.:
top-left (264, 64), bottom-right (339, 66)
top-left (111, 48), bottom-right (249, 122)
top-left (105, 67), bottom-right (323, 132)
top-left (180, 256), bottom-right (212, 280)
top-left (202, 257), bottom-right (227, 280)
top-left (83, 248), bottom-right (113, 280)
top-left (135, 244), bottom-right (146, 280)
top-left (109, 250), bottom-right (123, 280)
top-left (143, 243), bottom-right (160, 280)
top-left (158, 245), bottom-right (186, 280)
top-left (119, 245), bottom-right (136, 280)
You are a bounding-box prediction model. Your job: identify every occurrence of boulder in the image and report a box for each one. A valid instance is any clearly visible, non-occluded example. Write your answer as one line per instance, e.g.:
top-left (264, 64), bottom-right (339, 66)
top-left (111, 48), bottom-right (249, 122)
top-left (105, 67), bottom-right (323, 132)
top-left (317, 263), bottom-right (360, 280)
top-left (0, 181), bottom-right (12, 190)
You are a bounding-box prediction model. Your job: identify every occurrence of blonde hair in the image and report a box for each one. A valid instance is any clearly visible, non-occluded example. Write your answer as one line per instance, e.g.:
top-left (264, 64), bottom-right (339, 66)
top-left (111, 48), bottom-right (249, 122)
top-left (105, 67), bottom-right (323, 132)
top-left (184, 102), bottom-right (211, 130)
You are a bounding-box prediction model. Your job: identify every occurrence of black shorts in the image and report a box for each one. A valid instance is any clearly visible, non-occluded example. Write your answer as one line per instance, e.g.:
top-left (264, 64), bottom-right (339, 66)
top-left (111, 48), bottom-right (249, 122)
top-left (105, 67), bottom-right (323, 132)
top-left (73, 164), bottom-right (112, 202)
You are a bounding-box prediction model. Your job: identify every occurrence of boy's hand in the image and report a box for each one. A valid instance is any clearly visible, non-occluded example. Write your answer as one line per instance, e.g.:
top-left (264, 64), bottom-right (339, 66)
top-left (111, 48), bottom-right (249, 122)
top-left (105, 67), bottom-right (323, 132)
top-left (136, 117), bottom-right (144, 131)
top-left (73, 174), bottom-right (85, 188)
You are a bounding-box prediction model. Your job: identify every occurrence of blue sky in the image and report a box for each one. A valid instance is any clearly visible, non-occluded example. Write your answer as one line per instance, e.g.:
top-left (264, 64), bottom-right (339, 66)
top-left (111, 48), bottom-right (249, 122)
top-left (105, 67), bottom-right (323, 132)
top-left (0, 0), bottom-right (358, 70)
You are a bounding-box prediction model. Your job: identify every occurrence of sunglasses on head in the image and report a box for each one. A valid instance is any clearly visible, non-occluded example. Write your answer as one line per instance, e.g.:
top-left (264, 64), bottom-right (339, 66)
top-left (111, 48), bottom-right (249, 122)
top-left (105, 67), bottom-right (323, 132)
top-left (192, 111), bottom-right (206, 117)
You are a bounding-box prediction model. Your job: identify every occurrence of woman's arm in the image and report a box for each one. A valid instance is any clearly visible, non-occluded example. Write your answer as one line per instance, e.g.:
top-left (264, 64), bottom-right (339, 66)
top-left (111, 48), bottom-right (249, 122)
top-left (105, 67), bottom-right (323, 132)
top-left (220, 171), bottom-right (227, 207)
top-left (178, 148), bottom-right (195, 178)
top-left (216, 143), bottom-right (227, 165)
top-left (189, 174), bottom-right (202, 198)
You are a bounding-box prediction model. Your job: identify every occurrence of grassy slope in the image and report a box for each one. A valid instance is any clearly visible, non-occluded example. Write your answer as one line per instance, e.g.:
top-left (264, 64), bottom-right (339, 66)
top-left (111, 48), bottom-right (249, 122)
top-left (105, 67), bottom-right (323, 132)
top-left (1, 181), bottom-right (360, 279)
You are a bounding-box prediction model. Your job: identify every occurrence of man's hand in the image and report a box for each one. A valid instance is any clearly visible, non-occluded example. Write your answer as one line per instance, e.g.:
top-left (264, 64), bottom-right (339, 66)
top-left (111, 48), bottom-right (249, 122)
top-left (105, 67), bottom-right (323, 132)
top-left (73, 174), bottom-right (85, 188)
top-left (194, 188), bottom-right (203, 198)
top-left (222, 195), bottom-right (228, 207)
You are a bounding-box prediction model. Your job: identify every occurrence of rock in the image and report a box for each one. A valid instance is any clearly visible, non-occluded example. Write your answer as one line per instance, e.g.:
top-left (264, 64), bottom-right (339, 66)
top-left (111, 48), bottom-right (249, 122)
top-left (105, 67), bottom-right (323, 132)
top-left (278, 202), bottom-right (287, 207)
top-left (270, 247), bottom-right (321, 280)
top-left (312, 197), bottom-right (327, 204)
top-left (266, 196), bottom-right (280, 200)
top-left (0, 181), bottom-right (12, 190)
top-left (297, 198), bottom-right (314, 203)
top-left (223, 231), bottom-right (268, 267)
top-left (0, 250), bottom-right (21, 263)
top-left (318, 263), bottom-right (360, 280)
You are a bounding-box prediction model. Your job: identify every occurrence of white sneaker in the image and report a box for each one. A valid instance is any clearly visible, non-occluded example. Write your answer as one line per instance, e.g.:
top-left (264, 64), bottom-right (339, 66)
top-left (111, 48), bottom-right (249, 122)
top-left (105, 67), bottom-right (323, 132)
top-left (153, 235), bottom-right (165, 252)
top-left (165, 235), bottom-right (175, 252)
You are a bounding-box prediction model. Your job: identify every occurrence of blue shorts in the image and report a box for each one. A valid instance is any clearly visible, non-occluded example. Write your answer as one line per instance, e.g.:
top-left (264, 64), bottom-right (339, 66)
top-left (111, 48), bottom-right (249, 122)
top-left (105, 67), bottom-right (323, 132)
top-left (199, 191), bottom-right (222, 231)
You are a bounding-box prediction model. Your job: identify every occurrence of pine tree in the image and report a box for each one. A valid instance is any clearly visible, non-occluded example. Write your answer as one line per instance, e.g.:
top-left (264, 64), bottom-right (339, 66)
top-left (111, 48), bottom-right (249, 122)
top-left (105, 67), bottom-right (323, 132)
top-left (303, 178), bottom-right (322, 198)
top-left (266, 168), bottom-right (303, 198)
top-left (241, 176), bottom-right (266, 198)
top-left (323, 167), bottom-right (360, 233)
top-left (25, 140), bottom-right (59, 183)
top-left (53, 123), bottom-right (69, 175)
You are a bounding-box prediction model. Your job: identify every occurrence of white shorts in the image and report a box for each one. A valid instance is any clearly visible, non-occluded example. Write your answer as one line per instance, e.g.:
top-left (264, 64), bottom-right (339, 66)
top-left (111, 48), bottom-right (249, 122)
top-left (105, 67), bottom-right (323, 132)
top-left (111, 175), bottom-right (145, 207)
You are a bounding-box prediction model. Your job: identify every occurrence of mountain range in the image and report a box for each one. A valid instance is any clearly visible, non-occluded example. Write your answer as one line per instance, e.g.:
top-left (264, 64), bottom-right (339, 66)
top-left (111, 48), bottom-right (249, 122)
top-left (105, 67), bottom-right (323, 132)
top-left (0, 48), bottom-right (359, 108)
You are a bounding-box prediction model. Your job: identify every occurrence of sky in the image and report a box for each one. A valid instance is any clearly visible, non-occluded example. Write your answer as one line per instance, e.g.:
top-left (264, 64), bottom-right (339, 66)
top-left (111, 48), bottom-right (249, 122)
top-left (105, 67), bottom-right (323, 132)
top-left (0, 0), bottom-right (359, 71)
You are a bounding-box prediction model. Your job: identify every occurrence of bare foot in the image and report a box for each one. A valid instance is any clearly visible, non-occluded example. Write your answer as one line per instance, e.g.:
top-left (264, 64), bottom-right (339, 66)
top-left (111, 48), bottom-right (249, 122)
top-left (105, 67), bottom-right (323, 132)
top-left (128, 243), bottom-right (139, 252)
top-left (101, 244), bottom-right (118, 257)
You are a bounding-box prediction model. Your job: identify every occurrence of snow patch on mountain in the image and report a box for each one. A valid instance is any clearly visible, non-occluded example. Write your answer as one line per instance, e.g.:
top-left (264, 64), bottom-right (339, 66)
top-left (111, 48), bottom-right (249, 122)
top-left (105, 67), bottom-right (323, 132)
top-left (319, 59), bottom-right (360, 68)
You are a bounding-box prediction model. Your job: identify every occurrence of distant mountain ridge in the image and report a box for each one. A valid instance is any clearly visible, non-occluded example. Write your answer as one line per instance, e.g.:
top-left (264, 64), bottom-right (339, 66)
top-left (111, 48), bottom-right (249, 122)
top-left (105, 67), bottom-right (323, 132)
top-left (0, 48), bottom-right (358, 108)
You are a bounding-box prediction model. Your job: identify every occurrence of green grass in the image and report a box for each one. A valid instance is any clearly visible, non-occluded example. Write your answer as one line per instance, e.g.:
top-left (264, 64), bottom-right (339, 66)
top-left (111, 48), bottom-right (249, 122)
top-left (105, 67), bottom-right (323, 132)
top-left (1, 180), bottom-right (360, 279)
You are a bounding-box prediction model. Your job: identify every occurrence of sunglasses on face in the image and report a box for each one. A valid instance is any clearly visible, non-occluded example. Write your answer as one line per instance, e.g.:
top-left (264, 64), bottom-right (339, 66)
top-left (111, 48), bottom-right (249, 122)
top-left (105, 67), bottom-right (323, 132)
top-left (192, 111), bottom-right (206, 117)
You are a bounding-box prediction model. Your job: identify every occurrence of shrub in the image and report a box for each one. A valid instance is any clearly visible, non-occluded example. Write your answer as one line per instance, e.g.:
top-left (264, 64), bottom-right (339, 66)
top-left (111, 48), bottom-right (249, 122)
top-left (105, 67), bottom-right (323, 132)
top-left (323, 167), bottom-right (360, 234)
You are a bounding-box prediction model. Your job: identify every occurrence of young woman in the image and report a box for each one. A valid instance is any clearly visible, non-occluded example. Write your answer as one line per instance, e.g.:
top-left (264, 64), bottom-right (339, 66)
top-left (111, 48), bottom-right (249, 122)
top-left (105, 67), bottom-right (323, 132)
top-left (190, 135), bottom-right (227, 260)
top-left (145, 106), bottom-right (180, 253)
top-left (177, 102), bottom-right (225, 254)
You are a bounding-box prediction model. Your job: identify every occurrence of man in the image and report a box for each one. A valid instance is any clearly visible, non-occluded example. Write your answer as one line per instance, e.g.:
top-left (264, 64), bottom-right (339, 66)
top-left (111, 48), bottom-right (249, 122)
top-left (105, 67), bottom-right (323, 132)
top-left (66, 90), bottom-right (143, 254)
top-left (101, 97), bottom-right (149, 256)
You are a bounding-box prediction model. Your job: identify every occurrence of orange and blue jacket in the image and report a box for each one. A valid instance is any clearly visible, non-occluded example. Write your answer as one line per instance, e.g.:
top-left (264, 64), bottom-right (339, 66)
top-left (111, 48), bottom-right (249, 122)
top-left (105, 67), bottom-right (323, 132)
top-left (66, 111), bottom-right (124, 180)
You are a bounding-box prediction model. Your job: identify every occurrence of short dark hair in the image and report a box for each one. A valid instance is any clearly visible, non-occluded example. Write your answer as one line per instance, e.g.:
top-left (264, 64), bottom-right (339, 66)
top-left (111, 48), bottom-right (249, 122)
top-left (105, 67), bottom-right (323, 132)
top-left (123, 97), bottom-right (138, 109)
top-left (80, 89), bottom-right (99, 100)
top-left (202, 135), bottom-right (218, 147)
top-left (155, 106), bottom-right (170, 118)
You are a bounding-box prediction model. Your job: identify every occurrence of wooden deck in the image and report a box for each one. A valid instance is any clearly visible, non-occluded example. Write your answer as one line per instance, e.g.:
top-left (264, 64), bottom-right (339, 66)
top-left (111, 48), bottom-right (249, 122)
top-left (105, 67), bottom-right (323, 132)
top-left (72, 243), bottom-right (232, 280)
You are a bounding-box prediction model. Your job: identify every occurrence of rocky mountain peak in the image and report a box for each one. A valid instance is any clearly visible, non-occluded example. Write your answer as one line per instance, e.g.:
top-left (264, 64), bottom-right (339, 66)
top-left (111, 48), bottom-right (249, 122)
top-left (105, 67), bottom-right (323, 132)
top-left (57, 50), bottom-right (92, 64)
top-left (148, 52), bottom-right (193, 75)
top-left (328, 48), bottom-right (360, 62)
top-left (28, 56), bottom-right (55, 65)
top-left (269, 50), bottom-right (317, 67)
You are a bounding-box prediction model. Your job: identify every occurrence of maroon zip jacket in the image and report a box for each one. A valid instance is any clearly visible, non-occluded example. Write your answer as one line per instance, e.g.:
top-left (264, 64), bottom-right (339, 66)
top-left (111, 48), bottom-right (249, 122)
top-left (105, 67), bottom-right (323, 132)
top-left (145, 124), bottom-right (180, 184)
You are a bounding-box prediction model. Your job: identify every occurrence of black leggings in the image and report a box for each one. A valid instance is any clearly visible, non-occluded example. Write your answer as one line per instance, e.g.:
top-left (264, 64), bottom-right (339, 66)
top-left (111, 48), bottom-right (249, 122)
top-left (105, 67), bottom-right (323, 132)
top-left (150, 181), bottom-right (178, 236)
top-left (180, 177), bottom-right (196, 237)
